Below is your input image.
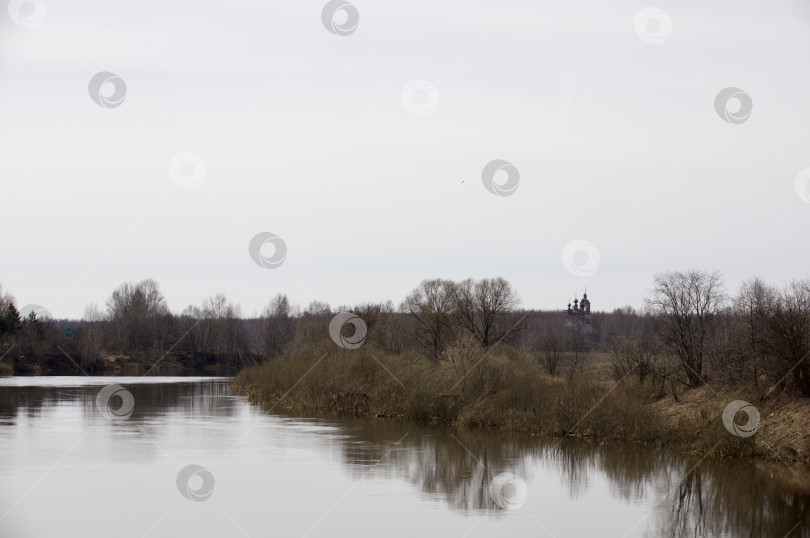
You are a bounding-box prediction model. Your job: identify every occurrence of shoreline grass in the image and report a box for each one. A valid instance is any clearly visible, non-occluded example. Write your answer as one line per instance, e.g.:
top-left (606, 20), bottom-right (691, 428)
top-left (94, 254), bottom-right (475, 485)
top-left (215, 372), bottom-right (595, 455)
top-left (232, 342), bottom-right (810, 469)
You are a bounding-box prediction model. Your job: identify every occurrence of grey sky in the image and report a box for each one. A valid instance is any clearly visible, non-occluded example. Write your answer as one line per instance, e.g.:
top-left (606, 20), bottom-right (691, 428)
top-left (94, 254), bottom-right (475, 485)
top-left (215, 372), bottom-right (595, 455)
top-left (1, 0), bottom-right (809, 319)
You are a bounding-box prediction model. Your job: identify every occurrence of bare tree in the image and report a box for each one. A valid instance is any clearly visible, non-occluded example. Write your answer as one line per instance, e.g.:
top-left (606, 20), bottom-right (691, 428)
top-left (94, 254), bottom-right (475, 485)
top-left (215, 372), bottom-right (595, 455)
top-left (709, 277), bottom-right (776, 388)
top-left (647, 270), bottom-right (725, 387)
top-left (401, 279), bottom-right (457, 359)
top-left (79, 303), bottom-right (107, 360)
top-left (537, 323), bottom-right (563, 376)
top-left (177, 293), bottom-right (247, 365)
top-left (351, 302), bottom-right (383, 332)
top-left (260, 293), bottom-right (297, 358)
top-left (760, 280), bottom-right (810, 396)
top-left (304, 300), bottom-right (331, 318)
top-left (452, 277), bottom-right (520, 347)
top-left (370, 301), bottom-right (410, 354)
top-left (610, 335), bottom-right (661, 384)
top-left (206, 294), bottom-right (246, 360)
top-left (562, 325), bottom-right (589, 381)
top-left (106, 279), bottom-right (170, 353)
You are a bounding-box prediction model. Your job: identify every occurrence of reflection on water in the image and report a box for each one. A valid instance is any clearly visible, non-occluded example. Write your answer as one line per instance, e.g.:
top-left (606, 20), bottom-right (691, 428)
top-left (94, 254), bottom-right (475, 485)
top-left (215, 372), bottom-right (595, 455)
top-left (0, 377), bottom-right (807, 537)
top-left (323, 415), bottom-right (810, 536)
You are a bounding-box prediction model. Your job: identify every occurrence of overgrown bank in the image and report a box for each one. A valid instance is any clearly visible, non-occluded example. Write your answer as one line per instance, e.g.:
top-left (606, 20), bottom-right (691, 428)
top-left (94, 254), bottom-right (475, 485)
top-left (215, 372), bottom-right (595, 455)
top-left (233, 338), bottom-right (810, 467)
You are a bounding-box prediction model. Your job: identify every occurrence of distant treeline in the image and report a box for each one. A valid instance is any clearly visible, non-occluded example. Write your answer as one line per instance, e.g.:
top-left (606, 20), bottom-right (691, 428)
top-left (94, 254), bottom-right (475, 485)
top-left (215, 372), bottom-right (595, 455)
top-left (0, 272), bottom-right (808, 396)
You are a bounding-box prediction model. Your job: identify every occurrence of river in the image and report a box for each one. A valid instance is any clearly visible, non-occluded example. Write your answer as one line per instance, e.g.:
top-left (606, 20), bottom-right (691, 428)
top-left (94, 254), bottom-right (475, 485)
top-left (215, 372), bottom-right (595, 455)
top-left (0, 377), bottom-right (807, 537)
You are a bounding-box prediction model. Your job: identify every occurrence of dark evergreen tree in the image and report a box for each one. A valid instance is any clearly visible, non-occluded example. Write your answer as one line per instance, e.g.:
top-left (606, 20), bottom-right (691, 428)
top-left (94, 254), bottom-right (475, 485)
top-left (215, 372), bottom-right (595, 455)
top-left (0, 303), bottom-right (22, 336)
top-left (24, 310), bottom-right (45, 337)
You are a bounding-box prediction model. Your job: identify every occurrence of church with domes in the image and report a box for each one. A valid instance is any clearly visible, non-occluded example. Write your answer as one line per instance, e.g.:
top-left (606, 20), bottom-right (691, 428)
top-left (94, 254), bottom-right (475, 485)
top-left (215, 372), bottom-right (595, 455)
top-left (566, 291), bottom-right (592, 332)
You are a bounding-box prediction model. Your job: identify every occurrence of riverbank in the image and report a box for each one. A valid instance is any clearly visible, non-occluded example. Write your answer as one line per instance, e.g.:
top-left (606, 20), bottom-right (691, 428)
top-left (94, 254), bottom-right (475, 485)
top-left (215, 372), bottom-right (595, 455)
top-left (233, 344), bottom-right (810, 468)
top-left (3, 376), bottom-right (806, 536)
top-left (0, 351), bottom-right (242, 376)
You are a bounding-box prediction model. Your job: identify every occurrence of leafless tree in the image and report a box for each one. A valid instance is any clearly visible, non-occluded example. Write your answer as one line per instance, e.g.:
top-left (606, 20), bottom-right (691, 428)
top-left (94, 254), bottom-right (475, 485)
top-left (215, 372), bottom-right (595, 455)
top-left (370, 301), bottom-right (410, 354)
top-left (260, 293), bottom-right (297, 358)
top-left (537, 323), bottom-right (563, 376)
top-left (304, 300), bottom-right (331, 318)
top-left (647, 270), bottom-right (725, 387)
top-left (452, 277), bottom-right (520, 347)
top-left (206, 294), bottom-right (247, 360)
top-left (401, 279), bottom-right (457, 359)
top-left (610, 335), bottom-right (662, 384)
top-left (177, 293), bottom-right (247, 365)
top-left (702, 278), bottom-right (775, 388)
top-left (562, 325), bottom-right (589, 381)
top-left (78, 303), bottom-right (107, 360)
top-left (760, 280), bottom-right (810, 396)
top-left (351, 302), bottom-right (383, 332)
top-left (106, 279), bottom-right (170, 353)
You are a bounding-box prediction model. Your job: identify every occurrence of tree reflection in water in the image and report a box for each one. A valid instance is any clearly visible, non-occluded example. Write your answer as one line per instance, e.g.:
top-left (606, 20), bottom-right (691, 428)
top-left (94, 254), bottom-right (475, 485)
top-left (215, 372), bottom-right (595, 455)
top-left (1, 379), bottom-right (806, 536)
top-left (324, 415), bottom-right (810, 536)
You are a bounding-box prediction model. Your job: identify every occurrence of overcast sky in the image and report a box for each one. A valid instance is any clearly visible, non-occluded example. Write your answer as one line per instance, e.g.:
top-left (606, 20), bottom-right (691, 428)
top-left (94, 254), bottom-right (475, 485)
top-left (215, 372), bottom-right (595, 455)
top-left (1, 0), bottom-right (809, 319)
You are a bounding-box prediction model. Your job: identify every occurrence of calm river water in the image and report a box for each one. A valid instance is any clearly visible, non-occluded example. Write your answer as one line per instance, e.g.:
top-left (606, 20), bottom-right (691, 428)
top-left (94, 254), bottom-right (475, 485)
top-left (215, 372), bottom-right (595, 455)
top-left (0, 377), bottom-right (807, 537)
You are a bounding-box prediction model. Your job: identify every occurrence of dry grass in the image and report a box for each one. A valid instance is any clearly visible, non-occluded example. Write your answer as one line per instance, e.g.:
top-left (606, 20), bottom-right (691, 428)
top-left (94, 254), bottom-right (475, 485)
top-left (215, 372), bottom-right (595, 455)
top-left (233, 338), bottom-right (810, 464)
top-left (0, 361), bottom-right (12, 376)
top-left (650, 386), bottom-right (810, 464)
